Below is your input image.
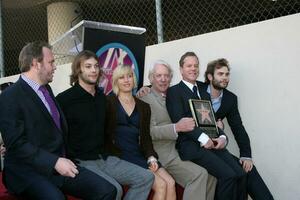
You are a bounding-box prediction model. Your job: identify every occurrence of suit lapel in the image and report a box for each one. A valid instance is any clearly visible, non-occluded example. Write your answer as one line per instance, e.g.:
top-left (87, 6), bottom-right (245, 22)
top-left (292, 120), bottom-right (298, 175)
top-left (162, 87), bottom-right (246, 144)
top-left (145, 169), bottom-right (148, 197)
top-left (197, 82), bottom-right (210, 101)
top-left (19, 78), bottom-right (65, 132)
top-left (19, 79), bottom-right (53, 121)
top-left (203, 84), bottom-right (228, 119)
top-left (46, 84), bottom-right (68, 133)
top-left (215, 89), bottom-right (229, 118)
top-left (179, 81), bottom-right (199, 99)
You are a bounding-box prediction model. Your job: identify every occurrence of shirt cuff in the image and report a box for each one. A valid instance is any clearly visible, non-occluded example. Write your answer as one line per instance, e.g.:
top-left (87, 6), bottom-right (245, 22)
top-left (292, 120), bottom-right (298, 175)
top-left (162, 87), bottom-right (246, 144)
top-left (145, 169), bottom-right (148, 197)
top-left (240, 157), bottom-right (252, 160)
top-left (219, 135), bottom-right (227, 140)
top-left (219, 135), bottom-right (228, 146)
top-left (198, 133), bottom-right (209, 146)
top-left (173, 124), bottom-right (178, 138)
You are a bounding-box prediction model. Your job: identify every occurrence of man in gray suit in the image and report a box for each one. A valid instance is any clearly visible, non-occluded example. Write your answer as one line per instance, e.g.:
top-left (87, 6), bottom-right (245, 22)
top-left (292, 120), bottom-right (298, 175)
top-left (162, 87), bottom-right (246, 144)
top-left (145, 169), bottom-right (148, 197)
top-left (139, 60), bottom-right (216, 200)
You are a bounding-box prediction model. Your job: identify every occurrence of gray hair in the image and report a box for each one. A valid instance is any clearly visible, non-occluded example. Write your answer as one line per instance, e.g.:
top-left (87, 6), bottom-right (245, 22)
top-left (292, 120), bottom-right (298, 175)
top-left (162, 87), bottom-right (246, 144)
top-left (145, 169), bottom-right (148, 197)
top-left (148, 60), bottom-right (173, 83)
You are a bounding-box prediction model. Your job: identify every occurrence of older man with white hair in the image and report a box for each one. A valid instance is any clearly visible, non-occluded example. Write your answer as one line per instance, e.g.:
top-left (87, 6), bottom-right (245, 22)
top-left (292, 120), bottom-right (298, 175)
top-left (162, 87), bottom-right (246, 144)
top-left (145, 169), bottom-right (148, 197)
top-left (139, 60), bottom-right (216, 200)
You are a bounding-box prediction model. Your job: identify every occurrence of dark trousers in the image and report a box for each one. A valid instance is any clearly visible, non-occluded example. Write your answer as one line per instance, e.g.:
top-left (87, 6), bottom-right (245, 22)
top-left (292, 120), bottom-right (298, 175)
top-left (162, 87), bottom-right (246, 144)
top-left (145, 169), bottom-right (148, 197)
top-left (243, 162), bottom-right (274, 200)
top-left (20, 166), bottom-right (117, 200)
top-left (192, 149), bottom-right (247, 200)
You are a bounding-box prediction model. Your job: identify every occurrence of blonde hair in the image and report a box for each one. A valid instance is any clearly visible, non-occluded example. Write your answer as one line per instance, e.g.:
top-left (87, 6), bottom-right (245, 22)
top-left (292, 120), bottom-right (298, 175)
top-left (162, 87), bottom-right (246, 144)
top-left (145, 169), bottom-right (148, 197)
top-left (112, 65), bottom-right (137, 95)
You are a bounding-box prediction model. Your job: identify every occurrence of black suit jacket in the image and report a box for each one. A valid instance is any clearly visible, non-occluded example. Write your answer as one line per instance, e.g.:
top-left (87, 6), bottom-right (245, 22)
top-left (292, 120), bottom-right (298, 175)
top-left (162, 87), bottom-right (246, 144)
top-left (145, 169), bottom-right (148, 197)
top-left (203, 84), bottom-right (252, 158)
top-left (166, 80), bottom-right (225, 160)
top-left (0, 77), bottom-right (68, 194)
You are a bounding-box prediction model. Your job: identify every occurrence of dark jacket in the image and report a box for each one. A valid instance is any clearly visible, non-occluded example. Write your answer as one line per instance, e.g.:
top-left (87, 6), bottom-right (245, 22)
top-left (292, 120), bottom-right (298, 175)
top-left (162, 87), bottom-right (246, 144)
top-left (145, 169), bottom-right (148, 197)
top-left (105, 94), bottom-right (158, 159)
top-left (0, 78), bottom-right (68, 194)
top-left (166, 80), bottom-right (225, 161)
top-left (202, 83), bottom-right (252, 158)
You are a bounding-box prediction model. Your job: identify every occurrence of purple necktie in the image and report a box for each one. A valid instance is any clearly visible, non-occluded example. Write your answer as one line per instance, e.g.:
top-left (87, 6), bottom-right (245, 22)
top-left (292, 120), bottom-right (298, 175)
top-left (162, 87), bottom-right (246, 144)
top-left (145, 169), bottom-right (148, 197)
top-left (39, 86), bottom-right (61, 130)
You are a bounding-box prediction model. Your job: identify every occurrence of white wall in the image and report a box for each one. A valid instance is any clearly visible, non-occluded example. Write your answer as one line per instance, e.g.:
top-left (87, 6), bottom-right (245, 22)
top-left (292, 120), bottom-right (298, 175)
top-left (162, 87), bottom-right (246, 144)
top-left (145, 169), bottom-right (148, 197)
top-left (50, 63), bottom-right (72, 95)
top-left (144, 13), bottom-right (300, 200)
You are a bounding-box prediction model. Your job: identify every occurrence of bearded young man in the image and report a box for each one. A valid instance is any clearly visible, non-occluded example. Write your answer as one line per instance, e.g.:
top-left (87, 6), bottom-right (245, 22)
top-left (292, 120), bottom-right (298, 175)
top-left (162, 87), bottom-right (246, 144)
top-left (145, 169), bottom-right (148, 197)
top-left (204, 58), bottom-right (274, 200)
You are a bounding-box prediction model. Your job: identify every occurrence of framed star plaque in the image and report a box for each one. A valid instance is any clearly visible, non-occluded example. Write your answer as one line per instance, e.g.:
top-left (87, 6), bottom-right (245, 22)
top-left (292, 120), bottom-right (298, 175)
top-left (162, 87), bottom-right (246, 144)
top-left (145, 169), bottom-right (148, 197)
top-left (189, 99), bottom-right (219, 138)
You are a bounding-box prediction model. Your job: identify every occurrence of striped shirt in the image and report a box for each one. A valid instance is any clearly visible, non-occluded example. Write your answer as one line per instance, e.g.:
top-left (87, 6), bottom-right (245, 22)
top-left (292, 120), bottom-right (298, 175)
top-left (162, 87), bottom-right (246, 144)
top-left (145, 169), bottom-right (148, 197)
top-left (21, 74), bottom-right (51, 113)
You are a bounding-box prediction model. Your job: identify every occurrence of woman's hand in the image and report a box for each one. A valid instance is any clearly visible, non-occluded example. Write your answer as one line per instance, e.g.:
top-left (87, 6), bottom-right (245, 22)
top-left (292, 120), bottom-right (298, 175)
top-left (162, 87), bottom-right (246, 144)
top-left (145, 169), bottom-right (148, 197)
top-left (147, 156), bottom-right (159, 172)
top-left (148, 161), bottom-right (159, 172)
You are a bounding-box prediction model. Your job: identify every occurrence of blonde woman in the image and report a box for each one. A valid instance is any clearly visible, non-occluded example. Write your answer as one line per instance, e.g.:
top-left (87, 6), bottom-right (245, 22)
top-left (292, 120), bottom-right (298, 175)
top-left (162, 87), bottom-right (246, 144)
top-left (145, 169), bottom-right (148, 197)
top-left (105, 65), bottom-right (176, 200)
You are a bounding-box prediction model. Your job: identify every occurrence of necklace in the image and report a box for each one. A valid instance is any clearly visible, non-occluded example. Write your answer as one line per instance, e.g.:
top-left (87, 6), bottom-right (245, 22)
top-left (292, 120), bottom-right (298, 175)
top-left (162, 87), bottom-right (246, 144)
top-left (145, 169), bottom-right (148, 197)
top-left (118, 96), bottom-right (134, 104)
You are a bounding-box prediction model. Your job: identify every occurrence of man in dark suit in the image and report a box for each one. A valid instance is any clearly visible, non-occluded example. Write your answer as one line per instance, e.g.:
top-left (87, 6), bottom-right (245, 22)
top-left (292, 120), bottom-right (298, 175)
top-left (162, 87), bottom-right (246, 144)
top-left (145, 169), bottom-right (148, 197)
top-left (0, 41), bottom-right (116, 200)
top-left (204, 58), bottom-right (274, 200)
top-left (166, 52), bottom-right (246, 200)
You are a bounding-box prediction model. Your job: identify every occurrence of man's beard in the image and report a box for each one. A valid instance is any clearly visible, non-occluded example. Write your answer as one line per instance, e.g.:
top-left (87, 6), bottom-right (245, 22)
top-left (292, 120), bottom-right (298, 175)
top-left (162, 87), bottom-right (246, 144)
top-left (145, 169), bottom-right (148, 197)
top-left (212, 79), bottom-right (228, 90)
top-left (80, 74), bottom-right (98, 86)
